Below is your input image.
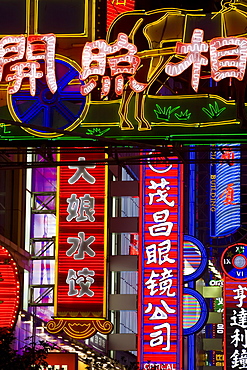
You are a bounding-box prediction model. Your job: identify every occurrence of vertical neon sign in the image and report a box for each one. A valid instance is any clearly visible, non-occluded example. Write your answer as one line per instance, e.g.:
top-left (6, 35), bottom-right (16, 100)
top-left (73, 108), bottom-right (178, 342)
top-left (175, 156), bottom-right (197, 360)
top-left (210, 144), bottom-right (240, 237)
top-left (139, 153), bottom-right (183, 370)
top-left (47, 148), bottom-right (113, 339)
top-left (221, 244), bottom-right (247, 370)
top-left (0, 246), bottom-right (20, 328)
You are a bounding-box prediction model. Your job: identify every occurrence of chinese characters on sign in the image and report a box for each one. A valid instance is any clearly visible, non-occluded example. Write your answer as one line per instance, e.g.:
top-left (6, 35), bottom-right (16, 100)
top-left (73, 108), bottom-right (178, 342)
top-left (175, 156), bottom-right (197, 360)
top-left (139, 154), bottom-right (183, 370)
top-left (165, 28), bottom-right (247, 92)
top-left (221, 244), bottom-right (247, 369)
top-left (2, 30), bottom-right (247, 98)
top-left (0, 34), bottom-right (56, 96)
top-left (226, 278), bottom-right (247, 370)
top-left (80, 33), bottom-right (147, 97)
top-left (56, 149), bottom-right (107, 319)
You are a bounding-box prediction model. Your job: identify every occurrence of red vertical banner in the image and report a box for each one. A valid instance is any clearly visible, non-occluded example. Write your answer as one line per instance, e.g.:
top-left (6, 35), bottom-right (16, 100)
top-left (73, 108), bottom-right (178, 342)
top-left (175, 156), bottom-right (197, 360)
top-left (47, 148), bottom-right (113, 339)
top-left (221, 244), bottom-right (247, 370)
top-left (138, 153), bottom-right (183, 370)
top-left (0, 246), bottom-right (20, 328)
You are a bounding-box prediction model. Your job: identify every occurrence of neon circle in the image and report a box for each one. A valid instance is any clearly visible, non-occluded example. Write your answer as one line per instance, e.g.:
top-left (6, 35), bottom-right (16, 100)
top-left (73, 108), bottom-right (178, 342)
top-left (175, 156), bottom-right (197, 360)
top-left (7, 55), bottom-right (88, 138)
top-left (232, 254), bottom-right (247, 269)
top-left (183, 288), bottom-right (208, 335)
top-left (221, 243), bottom-right (247, 280)
top-left (183, 235), bottom-right (207, 282)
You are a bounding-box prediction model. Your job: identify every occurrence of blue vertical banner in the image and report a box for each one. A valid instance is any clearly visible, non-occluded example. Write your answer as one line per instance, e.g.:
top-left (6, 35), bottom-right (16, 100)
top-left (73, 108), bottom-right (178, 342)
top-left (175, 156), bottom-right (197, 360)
top-left (210, 144), bottom-right (240, 237)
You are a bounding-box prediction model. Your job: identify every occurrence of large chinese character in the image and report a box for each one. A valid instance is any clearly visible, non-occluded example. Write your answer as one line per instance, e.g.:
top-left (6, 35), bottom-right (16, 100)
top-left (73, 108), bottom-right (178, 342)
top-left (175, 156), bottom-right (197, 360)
top-left (219, 183), bottom-right (237, 205)
top-left (149, 322), bottom-right (171, 351)
top-left (231, 348), bottom-right (247, 369)
top-left (148, 178), bottom-right (175, 207)
top-left (66, 194), bottom-right (95, 222)
top-left (76, 267), bottom-right (95, 297)
top-left (149, 210), bottom-right (173, 237)
top-left (220, 146), bottom-right (235, 166)
top-left (68, 157), bottom-right (96, 184)
top-left (233, 285), bottom-right (247, 308)
top-left (210, 36), bottom-right (247, 82)
top-left (66, 267), bottom-right (95, 297)
top-left (230, 308), bottom-right (247, 329)
top-left (146, 241), bottom-right (175, 265)
top-left (6, 34), bottom-right (57, 96)
top-left (231, 328), bottom-right (247, 348)
top-left (80, 33), bottom-right (147, 97)
top-left (165, 28), bottom-right (208, 92)
top-left (66, 232), bottom-right (95, 259)
top-left (159, 268), bottom-right (175, 296)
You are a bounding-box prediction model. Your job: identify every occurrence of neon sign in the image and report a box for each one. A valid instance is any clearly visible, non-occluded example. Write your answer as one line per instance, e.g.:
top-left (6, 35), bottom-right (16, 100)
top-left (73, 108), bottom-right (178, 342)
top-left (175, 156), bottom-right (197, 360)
top-left (0, 246), bottom-right (20, 328)
top-left (47, 148), bottom-right (113, 339)
top-left (139, 153), bottom-right (183, 370)
top-left (165, 28), bottom-right (247, 92)
top-left (210, 144), bottom-right (240, 237)
top-left (2, 27), bottom-right (247, 139)
top-left (41, 353), bottom-right (78, 370)
top-left (3, 30), bottom-right (247, 98)
top-left (221, 244), bottom-right (247, 370)
top-left (80, 33), bottom-right (147, 97)
top-left (0, 34), bottom-right (56, 96)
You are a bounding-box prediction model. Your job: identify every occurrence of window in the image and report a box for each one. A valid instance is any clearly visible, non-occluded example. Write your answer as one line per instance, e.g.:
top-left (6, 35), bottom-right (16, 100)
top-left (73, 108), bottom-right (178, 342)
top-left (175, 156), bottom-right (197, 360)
top-left (37, 0), bottom-right (86, 34)
top-left (0, 0), bottom-right (26, 34)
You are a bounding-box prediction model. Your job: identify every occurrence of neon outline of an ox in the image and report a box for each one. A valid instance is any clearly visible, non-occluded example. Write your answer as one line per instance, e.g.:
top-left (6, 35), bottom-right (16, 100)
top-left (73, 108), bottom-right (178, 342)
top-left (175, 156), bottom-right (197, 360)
top-left (106, 0), bottom-right (247, 131)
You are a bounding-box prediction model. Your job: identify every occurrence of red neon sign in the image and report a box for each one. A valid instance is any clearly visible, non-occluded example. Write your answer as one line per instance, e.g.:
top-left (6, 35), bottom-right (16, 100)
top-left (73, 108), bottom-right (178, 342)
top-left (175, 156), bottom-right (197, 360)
top-left (221, 244), bottom-right (247, 370)
top-left (45, 353), bottom-right (78, 370)
top-left (47, 148), bottom-right (113, 339)
top-left (138, 154), bottom-right (183, 370)
top-left (0, 246), bottom-right (20, 328)
top-left (106, 0), bottom-right (135, 31)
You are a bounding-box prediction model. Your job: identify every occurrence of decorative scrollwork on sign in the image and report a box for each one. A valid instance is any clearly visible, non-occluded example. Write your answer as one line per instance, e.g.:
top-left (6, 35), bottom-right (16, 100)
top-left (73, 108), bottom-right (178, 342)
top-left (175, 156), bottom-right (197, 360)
top-left (46, 318), bottom-right (113, 339)
top-left (46, 319), bottom-right (66, 333)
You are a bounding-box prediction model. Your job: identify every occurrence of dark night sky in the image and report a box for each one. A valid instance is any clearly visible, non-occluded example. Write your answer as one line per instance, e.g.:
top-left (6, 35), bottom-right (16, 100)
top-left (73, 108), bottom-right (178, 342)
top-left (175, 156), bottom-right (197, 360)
top-left (134, 0), bottom-right (222, 12)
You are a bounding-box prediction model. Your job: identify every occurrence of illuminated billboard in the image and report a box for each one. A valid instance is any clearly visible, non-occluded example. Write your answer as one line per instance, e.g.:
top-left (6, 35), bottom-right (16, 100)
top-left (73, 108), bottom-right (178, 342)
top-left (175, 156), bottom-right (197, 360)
top-left (43, 353), bottom-right (78, 370)
top-left (1, 2), bottom-right (247, 143)
top-left (47, 148), bottom-right (113, 339)
top-left (0, 246), bottom-right (20, 328)
top-left (210, 144), bottom-right (240, 237)
top-left (138, 153), bottom-right (183, 370)
top-left (221, 244), bottom-right (247, 370)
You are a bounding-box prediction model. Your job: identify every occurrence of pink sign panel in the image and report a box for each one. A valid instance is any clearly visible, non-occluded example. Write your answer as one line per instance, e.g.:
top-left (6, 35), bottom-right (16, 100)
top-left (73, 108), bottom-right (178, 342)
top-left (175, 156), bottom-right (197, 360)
top-left (138, 155), bottom-right (183, 370)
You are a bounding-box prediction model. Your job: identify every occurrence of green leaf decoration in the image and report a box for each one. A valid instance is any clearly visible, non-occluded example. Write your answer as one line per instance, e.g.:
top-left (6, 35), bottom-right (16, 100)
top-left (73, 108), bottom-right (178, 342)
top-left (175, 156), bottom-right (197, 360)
top-left (174, 109), bottom-right (192, 121)
top-left (86, 128), bottom-right (110, 136)
top-left (154, 104), bottom-right (180, 121)
top-left (202, 101), bottom-right (226, 119)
